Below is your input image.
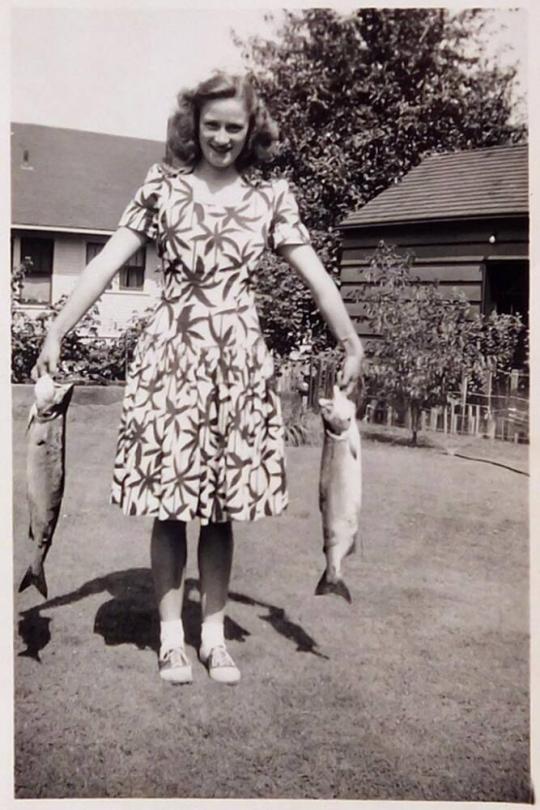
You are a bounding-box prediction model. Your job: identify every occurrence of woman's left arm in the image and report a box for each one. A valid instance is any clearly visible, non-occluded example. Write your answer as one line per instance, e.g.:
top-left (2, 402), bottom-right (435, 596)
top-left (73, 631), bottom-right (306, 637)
top-left (278, 243), bottom-right (364, 394)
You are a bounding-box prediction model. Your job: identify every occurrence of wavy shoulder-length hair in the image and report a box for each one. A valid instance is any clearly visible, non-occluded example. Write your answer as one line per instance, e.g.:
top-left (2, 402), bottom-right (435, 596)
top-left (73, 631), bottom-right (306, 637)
top-left (165, 71), bottom-right (279, 172)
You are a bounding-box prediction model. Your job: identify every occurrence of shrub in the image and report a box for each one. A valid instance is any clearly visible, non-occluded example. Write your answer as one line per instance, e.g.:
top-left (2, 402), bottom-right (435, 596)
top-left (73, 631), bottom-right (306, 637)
top-left (362, 243), bottom-right (525, 443)
top-left (11, 256), bottom-right (155, 383)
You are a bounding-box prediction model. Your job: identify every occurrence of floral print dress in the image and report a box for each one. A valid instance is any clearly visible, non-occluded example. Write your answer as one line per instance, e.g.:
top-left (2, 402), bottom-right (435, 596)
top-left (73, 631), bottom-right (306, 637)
top-left (110, 163), bottom-right (310, 524)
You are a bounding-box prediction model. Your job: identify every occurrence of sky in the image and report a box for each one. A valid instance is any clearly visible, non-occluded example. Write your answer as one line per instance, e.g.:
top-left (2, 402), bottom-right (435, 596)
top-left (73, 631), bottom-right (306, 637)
top-left (10, 4), bottom-right (529, 143)
top-left (11, 8), bottom-right (279, 141)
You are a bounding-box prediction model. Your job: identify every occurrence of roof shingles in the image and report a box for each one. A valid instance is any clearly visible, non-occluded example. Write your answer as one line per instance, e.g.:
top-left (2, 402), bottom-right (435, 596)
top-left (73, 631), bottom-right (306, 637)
top-left (341, 144), bottom-right (528, 228)
top-left (12, 123), bottom-right (164, 232)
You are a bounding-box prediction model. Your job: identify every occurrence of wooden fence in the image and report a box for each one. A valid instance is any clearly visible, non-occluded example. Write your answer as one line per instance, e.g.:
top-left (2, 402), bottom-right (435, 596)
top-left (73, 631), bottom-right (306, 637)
top-left (365, 396), bottom-right (528, 443)
top-left (277, 358), bottom-right (529, 443)
top-left (277, 356), bottom-right (339, 407)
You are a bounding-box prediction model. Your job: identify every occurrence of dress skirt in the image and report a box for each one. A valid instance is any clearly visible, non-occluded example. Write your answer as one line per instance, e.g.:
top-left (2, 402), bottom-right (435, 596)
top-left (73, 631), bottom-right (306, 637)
top-left (110, 298), bottom-right (288, 524)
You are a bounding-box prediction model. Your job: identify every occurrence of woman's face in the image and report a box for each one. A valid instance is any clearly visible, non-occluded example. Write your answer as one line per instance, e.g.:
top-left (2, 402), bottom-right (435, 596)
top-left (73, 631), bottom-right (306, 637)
top-left (198, 96), bottom-right (250, 171)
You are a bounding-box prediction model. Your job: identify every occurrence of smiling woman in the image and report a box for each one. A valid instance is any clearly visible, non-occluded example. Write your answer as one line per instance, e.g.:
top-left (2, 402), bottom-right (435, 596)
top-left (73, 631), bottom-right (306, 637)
top-left (199, 97), bottom-right (249, 170)
top-left (34, 69), bottom-right (364, 688)
top-left (165, 72), bottom-right (279, 171)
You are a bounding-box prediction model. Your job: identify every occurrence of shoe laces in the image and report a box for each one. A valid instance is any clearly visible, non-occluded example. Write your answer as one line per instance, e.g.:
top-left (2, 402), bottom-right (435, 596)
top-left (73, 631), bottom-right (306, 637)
top-left (209, 645), bottom-right (236, 669)
top-left (162, 647), bottom-right (189, 667)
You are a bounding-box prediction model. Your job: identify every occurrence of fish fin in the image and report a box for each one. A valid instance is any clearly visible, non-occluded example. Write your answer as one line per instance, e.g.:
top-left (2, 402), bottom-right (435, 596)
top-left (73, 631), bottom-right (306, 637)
top-left (18, 565), bottom-right (48, 599)
top-left (348, 426), bottom-right (362, 460)
top-left (26, 404), bottom-right (37, 430)
top-left (347, 538), bottom-right (357, 557)
top-left (315, 571), bottom-right (352, 604)
top-left (54, 382), bottom-right (74, 410)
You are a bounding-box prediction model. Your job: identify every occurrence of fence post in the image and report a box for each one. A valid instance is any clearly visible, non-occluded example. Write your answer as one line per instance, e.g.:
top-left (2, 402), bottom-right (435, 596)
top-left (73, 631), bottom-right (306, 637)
top-left (308, 355), bottom-right (314, 409)
top-left (450, 401), bottom-right (457, 434)
top-left (511, 370), bottom-right (519, 392)
top-left (487, 369), bottom-right (492, 416)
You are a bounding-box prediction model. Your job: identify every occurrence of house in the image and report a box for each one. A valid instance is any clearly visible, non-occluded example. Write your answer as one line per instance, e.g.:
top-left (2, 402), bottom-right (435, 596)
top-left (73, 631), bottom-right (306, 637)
top-left (11, 123), bottom-right (166, 336)
top-left (338, 143), bottom-right (529, 338)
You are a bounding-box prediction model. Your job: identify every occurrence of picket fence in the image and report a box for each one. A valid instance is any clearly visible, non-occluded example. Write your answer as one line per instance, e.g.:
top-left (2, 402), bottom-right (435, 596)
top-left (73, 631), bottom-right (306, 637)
top-left (277, 358), bottom-right (529, 443)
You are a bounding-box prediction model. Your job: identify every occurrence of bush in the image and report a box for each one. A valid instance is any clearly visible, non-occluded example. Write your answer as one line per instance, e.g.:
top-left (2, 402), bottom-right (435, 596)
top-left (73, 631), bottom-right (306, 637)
top-left (11, 295), bottom-right (102, 383)
top-left (11, 258), bottom-right (154, 383)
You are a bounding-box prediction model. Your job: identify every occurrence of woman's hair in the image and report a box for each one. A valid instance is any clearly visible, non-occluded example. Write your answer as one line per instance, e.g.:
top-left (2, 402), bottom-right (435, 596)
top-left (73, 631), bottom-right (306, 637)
top-left (165, 71), bottom-right (279, 171)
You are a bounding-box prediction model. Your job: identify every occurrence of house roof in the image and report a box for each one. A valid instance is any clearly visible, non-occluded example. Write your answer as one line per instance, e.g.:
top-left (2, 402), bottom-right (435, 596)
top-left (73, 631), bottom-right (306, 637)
top-left (340, 143), bottom-right (528, 228)
top-left (11, 123), bottom-right (165, 232)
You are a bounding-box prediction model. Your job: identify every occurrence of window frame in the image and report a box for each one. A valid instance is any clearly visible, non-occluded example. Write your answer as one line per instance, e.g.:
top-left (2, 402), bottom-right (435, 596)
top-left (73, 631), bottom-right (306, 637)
top-left (85, 240), bottom-right (146, 293)
top-left (118, 246), bottom-right (146, 291)
top-left (19, 236), bottom-right (54, 304)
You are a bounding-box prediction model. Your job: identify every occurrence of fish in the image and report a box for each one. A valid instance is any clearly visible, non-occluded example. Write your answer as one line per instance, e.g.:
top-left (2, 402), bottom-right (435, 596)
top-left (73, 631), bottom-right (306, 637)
top-left (316, 385), bottom-right (362, 604)
top-left (18, 375), bottom-right (74, 599)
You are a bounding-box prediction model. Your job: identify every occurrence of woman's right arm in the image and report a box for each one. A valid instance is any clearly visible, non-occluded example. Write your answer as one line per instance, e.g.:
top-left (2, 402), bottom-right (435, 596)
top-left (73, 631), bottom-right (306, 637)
top-left (33, 227), bottom-right (145, 377)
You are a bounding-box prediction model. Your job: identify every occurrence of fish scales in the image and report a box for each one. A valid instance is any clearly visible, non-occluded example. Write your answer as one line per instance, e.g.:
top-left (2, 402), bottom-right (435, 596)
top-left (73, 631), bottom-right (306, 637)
top-left (19, 377), bottom-right (73, 599)
top-left (316, 385), bottom-right (362, 603)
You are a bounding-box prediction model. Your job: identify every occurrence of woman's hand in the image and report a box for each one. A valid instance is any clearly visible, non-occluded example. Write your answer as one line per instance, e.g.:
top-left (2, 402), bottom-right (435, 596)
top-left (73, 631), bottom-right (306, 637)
top-left (337, 343), bottom-right (364, 396)
top-left (32, 330), bottom-right (62, 380)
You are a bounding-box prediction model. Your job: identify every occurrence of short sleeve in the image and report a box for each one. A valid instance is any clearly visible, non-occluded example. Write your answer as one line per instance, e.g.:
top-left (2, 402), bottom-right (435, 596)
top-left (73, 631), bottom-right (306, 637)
top-left (117, 163), bottom-right (164, 241)
top-left (270, 179), bottom-right (311, 251)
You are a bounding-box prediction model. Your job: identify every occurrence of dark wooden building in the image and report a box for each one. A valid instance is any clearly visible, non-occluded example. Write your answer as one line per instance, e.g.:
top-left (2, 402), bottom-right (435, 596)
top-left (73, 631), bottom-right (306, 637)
top-left (338, 144), bottom-right (529, 337)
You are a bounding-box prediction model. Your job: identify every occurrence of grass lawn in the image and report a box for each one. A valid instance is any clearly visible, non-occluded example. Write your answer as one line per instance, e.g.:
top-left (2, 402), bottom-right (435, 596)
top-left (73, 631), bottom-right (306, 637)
top-left (12, 386), bottom-right (531, 801)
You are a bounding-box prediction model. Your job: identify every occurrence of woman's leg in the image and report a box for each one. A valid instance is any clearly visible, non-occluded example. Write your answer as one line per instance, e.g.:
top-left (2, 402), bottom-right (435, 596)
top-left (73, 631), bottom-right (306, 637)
top-left (198, 520), bottom-right (233, 624)
top-left (198, 521), bottom-right (240, 683)
top-left (151, 518), bottom-right (192, 683)
top-left (151, 518), bottom-right (187, 621)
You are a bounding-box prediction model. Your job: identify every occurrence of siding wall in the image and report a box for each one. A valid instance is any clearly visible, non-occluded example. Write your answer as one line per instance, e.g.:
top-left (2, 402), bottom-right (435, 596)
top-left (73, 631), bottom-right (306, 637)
top-left (339, 216), bottom-right (529, 337)
top-left (12, 230), bottom-right (162, 336)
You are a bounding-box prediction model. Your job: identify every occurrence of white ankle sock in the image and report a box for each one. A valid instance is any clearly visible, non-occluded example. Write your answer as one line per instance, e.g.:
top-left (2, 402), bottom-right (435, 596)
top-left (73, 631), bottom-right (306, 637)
top-left (160, 619), bottom-right (184, 655)
top-left (201, 621), bottom-right (225, 653)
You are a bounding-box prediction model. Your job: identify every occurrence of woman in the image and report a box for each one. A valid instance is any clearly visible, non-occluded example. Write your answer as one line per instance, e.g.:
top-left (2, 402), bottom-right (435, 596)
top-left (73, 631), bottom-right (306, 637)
top-left (34, 72), bottom-right (364, 686)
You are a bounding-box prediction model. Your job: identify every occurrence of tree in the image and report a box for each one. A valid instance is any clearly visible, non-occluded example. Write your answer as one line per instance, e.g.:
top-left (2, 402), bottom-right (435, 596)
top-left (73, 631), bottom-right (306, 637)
top-left (361, 243), bottom-right (523, 444)
top-left (235, 8), bottom-right (526, 354)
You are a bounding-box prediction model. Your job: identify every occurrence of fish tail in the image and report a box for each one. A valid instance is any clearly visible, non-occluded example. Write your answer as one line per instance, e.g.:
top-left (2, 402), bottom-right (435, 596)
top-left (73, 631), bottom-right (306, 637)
top-left (18, 565), bottom-right (48, 599)
top-left (315, 570), bottom-right (352, 604)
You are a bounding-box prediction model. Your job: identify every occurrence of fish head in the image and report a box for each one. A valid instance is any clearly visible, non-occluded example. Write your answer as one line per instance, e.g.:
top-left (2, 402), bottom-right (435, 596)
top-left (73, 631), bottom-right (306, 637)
top-left (319, 386), bottom-right (356, 436)
top-left (34, 374), bottom-right (56, 409)
top-left (32, 377), bottom-right (74, 420)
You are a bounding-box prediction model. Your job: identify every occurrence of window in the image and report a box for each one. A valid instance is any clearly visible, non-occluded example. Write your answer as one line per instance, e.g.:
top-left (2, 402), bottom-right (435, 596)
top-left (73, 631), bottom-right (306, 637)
top-left (86, 240), bottom-right (145, 292)
top-left (87, 240), bottom-right (114, 290)
top-left (86, 242), bottom-right (105, 264)
top-left (119, 247), bottom-right (145, 290)
top-left (19, 237), bottom-right (54, 303)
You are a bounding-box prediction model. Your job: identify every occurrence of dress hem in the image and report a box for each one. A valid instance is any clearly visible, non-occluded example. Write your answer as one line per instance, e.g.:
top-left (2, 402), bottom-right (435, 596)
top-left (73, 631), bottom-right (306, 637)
top-left (109, 495), bottom-right (288, 525)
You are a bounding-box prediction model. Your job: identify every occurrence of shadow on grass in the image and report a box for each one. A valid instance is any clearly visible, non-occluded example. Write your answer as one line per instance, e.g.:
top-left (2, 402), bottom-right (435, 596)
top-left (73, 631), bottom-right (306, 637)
top-left (17, 570), bottom-right (328, 662)
top-left (362, 426), bottom-right (435, 448)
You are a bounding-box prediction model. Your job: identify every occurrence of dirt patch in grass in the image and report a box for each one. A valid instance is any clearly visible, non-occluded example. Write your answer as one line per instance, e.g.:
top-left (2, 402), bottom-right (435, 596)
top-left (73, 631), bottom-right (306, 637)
top-left (12, 387), bottom-right (531, 800)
